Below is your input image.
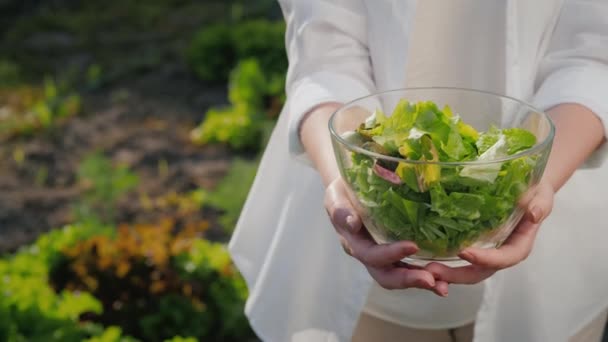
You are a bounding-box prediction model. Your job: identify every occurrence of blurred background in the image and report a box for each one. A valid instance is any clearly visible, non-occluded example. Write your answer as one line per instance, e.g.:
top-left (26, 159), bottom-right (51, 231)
top-left (3, 1), bottom-right (607, 342)
top-left (0, 0), bottom-right (284, 340)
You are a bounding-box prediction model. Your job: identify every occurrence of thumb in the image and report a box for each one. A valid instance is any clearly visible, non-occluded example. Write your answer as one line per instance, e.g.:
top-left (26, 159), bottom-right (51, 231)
top-left (324, 179), bottom-right (362, 233)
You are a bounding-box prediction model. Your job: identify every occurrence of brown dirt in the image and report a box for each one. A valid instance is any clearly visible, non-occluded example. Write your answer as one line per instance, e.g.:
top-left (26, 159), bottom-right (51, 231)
top-left (0, 66), bottom-right (240, 253)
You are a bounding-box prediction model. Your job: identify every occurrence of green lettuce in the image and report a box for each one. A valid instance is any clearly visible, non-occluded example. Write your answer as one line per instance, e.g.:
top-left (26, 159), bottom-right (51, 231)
top-left (348, 100), bottom-right (539, 256)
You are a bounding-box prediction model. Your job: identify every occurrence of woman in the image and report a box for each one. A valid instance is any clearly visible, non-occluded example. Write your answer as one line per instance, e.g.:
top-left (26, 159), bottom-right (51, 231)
top-left (229, 1), bottom-right (608, 341)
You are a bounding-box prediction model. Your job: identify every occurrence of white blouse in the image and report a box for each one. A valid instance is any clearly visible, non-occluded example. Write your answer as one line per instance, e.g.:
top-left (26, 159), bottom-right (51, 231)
top-left (229, 1), bottom-right (608, 341)
top-left (362, 0), bottom-right (503, 329)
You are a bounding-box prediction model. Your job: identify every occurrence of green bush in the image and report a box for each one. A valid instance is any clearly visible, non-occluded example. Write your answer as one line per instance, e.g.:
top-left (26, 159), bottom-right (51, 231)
top-left (190, 105), bottom-right (260, 150)
top-left (187, 20), bottom-right (286, 84)
top-left (84, 326), bottom-right (138, 342)
top-left (190, 59), bottom-right (278, 151)
top-left (187, 24), bottom-right (236, 84)
top-left (49, 221), bottom-right (254, 342)
top-left (174, 239), bottom-right (251, 340)
top-left (0, 60), bottom-right (21, 87)
top-left (0, 225), bottom-right (126, 342)
top-left (206, 158), bottom-right (258, 232)
top-left (73, 153), bottom-right (140, 225)
top-left (231, 20), bottom-right (287, 79)
top-left (0, 221), bottom-right (254, 341)
top-left (228, 58), bottom-right (267, 110)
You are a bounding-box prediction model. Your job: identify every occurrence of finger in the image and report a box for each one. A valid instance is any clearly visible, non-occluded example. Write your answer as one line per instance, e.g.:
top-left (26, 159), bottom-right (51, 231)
top-left (393, 261), bottom-right (424, 270)
top-left (324, 182), bottom-right (362, 233)
top-left (432, 280), bottom-right (449, 297)
top-left (368, 267), bottom-right (437, 291)
top-left (346, 233), bottom-right (419, 268)
top-left (517, 184), bottom-right (538, 209)
top-left (459, 219), bottom-right (540, 269)
top-left (338, 235), bottom-right (354, 256)
top-left (425, 262), bottom-right (495, 285)
top-left (526, 183), bottom-right (554, 224)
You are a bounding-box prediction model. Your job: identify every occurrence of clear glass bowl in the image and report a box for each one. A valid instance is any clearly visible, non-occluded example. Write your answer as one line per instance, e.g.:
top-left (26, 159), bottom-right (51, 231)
top-left (329, 88), bottom-right (555, 267)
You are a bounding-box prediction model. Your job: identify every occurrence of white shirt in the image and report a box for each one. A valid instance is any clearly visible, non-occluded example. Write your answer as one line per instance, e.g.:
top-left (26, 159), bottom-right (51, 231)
top-left (229, 1), bottom-right (608, 341)
top-left (362, 0), bottom-right (501, 329)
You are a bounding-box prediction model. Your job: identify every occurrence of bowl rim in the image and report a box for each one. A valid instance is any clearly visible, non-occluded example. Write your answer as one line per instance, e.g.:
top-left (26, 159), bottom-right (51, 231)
top-left (328, 87), bottom-right (556, 166)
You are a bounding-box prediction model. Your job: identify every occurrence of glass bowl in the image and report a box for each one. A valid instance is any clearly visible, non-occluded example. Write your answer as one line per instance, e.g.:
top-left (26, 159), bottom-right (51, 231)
top-left (329, 88), bottom-right (554, 267)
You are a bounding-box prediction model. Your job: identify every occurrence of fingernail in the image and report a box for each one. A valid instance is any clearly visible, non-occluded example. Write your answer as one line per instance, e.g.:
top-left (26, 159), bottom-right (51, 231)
top-left (424, 278), bottom-right (436, 288)
top-left (459, 250), bottom-right (476, 263)
top-left (440, 290), bottom-right (448, 297)
top-left (346, 215), bottom-right (357, 232)
top-left (401, 244), bottom-right (418, 256)
top-left (530, 206), bottom-right (543, 223)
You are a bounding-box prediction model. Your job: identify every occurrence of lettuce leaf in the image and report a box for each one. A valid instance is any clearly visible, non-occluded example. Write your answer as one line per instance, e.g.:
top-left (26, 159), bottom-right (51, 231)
top-left (477, 125), bottom-right (536, 155)
top-left (503, 128), bottom-right (537, 154)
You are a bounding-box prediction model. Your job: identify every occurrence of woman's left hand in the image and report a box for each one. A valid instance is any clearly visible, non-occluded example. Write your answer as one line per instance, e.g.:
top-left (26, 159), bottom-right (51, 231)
top-left (425, 180), bottom-right (555, 285)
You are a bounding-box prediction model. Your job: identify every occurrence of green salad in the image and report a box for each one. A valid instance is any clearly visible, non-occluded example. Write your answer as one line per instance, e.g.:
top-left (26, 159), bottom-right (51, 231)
top-left (344, 100), bottom-right (538, 257)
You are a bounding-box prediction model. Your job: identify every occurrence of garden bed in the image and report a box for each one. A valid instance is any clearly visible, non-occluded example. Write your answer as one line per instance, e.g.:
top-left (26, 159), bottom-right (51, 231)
top-left (0, 1), bottom-right (284, 340)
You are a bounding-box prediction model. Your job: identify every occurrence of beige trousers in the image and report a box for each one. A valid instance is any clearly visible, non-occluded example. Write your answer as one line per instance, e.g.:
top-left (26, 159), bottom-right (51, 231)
top-left (352, 310), bottom-right (608, 342)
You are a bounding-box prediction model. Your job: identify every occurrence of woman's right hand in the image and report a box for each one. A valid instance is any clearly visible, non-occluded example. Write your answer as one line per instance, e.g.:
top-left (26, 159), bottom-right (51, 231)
top-left (325, 177), bottom-right (449, 296)
top-left (299, 102), bottom-right (447, 296)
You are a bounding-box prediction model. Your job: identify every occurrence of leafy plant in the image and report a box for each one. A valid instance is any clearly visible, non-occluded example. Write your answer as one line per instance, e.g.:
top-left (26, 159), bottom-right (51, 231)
top-left (187, 24), bottom-right (236, 83)
top-left (73, 152), bottom-right (139, 225)
top-left (228, 58), bottom-right (267, 111)
top-left (187, 20), bottom-right (286, 84)
top-left (150, 189), bottom-right (207, 218)
top-left (84, 326), bottom-right (139, 342)
top-left (0, 59), bottom-right (21, 87)
top-left (138, 295), bottom-right (209, 341)
top-left (163, 336), bottom-right (198, 342)
top-left (231, 20), bottom-right (287, 80)
top-left (0, 77), bottom-right (81, 140)
top-left (0, 224), bottom-right (123, 342)
top-left (190, 59), bottom-right (279, 150)
top-left (50, 220), bottom-right (254, 341)
top-left (173, 239), bottom-right (251, 340)
top-left (206, 158), bottom-right (258, 232)
top-left (190, 105), bottom-right (260, 150)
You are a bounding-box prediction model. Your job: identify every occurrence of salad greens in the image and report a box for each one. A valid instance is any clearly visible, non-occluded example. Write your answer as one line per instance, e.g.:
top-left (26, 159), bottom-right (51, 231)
top-left (345, 100), bottom-right (537, 257)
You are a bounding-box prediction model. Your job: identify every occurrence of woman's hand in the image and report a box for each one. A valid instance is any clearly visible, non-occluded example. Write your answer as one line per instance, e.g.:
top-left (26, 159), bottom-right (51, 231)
top-left (425, 180), bottom-right (555, 285)
top-left (301, 103), bottom-right (447, 295)
top-left (325, 177), bottom-right (449, 296)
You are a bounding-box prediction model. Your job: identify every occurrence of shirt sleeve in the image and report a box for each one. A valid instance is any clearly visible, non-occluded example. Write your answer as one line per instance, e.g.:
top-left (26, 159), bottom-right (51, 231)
top-left (277, 0), bottom-right (376, 164)
top-left (532, 0), bottom-right (608, 168)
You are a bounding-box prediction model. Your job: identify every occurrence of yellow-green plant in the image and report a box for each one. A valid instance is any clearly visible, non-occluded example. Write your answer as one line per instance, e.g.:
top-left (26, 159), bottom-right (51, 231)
top-left (0, 77), bottom-right (81, 140)
top-left (50, 220), bottom-right (254, 341)
top-left (190, 58), bottom-right (280, 151)
top-left (73, 152), bottom-right (139, 225)
top-left (205, 158), bottom-right (258, 232)
top-left (0, 224), bottom-right (130, 341)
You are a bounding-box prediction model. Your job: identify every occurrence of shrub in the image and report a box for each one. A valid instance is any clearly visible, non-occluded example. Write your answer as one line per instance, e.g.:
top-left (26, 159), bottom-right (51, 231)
top-left (231, 20), bottom-right (287, 79)
top-left (0, 218), bottom-right (254, 341)
top-left (187, 20), bottom-right (286, 84)
top-left (50, 220), bottom-right (254, 341)
top-left (228, 58), bottom-right (267, 111)
top-left (190, 59), bottom-right (278, 151)
top-left (0, 59), bottom-right (21, 87)
top-left (187, 24), bottom-right (236, 84)
top-left (190, 105), bottom-right (260, 151)
top-left (0, 224), bottom-right (127, 342)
